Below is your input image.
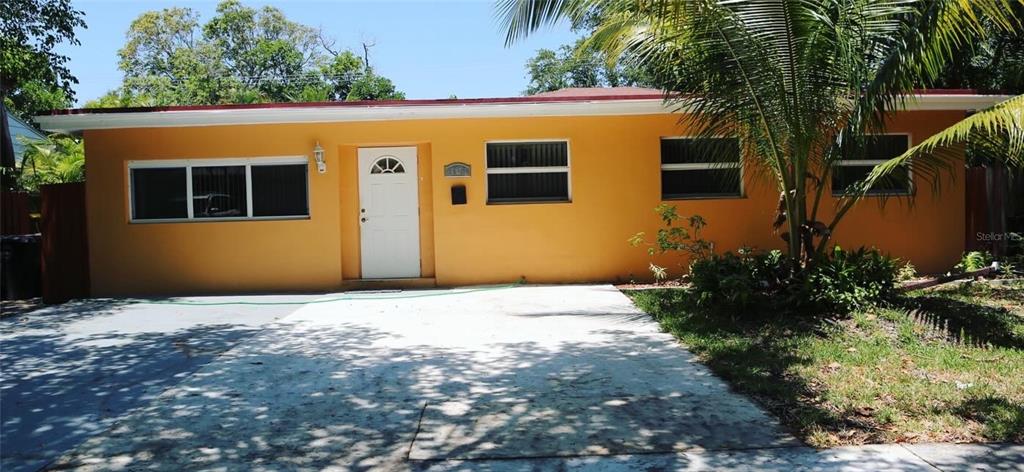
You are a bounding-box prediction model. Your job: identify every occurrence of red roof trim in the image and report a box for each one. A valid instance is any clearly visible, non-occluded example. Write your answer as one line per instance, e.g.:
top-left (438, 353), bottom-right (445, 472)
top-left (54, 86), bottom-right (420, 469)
top-left (48, 93), bottom-right (670, 116)
top-left (47, 88), bottom-right (984, 116)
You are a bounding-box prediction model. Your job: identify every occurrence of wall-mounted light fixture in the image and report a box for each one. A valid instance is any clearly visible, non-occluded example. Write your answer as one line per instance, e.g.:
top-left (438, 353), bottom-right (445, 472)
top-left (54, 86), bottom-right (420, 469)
top-left (313, 141), bottom-right (326, 174)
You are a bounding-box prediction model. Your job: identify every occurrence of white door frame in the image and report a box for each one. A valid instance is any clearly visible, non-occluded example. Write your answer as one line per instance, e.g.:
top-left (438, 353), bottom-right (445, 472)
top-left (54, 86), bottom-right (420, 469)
top-left (357, 147), bottom-right (421, 279)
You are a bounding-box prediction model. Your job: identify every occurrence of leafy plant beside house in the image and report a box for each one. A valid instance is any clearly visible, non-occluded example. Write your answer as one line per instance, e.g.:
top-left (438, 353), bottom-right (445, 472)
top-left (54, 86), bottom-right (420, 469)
top-left (688, 246), bottom-right (899, 318)
top-left (953, 250), bottom-right (1022, 277)
top-left (897, 261), bottom-right (918, 282)
top-left (957, 251), bottom-right (997, 273)
top-left (15, 134), bottom-right (85, 192)
top-left (629, 204), bottom-right (900, 317)
top-left (627, 204), bottom-right (712, 280)
top-left (805, 247), bottom-right (900, 313)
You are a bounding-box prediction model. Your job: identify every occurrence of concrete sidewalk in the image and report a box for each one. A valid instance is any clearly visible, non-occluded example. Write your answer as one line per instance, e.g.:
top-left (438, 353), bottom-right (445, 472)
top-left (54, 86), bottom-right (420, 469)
top-left (416, 443), bottom-right (1024, 471)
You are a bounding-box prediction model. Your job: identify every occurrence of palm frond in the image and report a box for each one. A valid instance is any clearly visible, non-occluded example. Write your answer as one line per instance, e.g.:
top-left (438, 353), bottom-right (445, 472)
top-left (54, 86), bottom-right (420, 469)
top-left (16, 134), bottom-right (85, 192)
top-left (498, 0), bottom-right (1024, 261)
top-left (863, 0), bottom-right (1022, 128)
top-left (496, 0), bottom-right (599, 46)
top-left (864, 94), bottom-right (1023, 191)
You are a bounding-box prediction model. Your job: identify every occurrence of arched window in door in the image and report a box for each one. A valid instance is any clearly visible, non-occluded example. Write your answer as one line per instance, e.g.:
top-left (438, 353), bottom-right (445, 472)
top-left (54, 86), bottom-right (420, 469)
top-left (370, 156), bottom-right (406, 174)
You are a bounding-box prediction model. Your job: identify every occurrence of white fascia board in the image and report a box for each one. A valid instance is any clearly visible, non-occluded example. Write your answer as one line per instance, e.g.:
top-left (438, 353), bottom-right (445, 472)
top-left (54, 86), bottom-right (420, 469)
top-left (34, 94), bottom-right (1013, 133)
top-left (35, 99), bottom-right (670, 133)
top-left (902, 94), bottom-right (1013, 111)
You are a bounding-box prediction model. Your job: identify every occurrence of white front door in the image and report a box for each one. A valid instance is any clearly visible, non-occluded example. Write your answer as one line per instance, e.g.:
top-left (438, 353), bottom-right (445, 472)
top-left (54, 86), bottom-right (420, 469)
top-left (358, 147), bottom-right (421, 279)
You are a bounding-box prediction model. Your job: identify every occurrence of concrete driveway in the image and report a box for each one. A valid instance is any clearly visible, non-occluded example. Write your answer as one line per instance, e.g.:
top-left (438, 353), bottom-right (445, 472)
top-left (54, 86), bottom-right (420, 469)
top-left (0, 295), bottom-right (314, 472)
top-left (35, 285), bottom-right (799, 470)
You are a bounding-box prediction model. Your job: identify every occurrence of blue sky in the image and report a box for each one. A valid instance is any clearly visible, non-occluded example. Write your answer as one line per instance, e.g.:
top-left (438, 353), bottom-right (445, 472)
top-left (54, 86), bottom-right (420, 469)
top-left (62, 0), bottom-right (579, 106)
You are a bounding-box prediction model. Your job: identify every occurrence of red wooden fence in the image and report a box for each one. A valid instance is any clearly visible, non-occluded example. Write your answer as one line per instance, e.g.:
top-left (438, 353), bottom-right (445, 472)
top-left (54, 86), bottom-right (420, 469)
top-left (40, 182), bottom-right (90, 303)
top-left (965, 165), bottom-right (1010, 257)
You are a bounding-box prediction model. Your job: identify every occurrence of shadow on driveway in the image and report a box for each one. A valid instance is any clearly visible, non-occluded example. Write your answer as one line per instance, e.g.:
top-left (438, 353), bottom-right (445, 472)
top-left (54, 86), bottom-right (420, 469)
top-left (48, 285), bottom-right (799, 471)
top-left (0, 295), bottom-right (313, 472)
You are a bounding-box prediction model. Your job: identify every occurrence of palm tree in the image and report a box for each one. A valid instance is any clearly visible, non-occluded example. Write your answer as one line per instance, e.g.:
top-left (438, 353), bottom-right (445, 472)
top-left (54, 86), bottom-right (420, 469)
top-left (499, 0), bottom-right (1023, 264)
top-left (17, 134), bottom-right (85, 193)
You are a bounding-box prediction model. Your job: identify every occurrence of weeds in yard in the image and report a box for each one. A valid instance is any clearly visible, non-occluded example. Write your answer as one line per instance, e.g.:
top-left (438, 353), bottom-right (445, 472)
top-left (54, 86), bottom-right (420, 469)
top-left (628, 280), bottom-right (1024, 447)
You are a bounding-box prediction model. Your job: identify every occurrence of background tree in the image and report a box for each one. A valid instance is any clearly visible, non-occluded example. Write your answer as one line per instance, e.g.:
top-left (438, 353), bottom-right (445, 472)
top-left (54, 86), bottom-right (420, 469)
top-left (0, 0), bottom-right (85, 120)
top-left (522, 13), bottom-right (658, 95)
top-left (346, 69), bottom-right (406, 101)
top-left (931, 2), bottom-right (1024, 94)
top-left (501, 0), bottom-right (1023, 265)
top-left (15, 134), bottom-right (84, 192)
top-left (88, 0), bottom-right (403, 107)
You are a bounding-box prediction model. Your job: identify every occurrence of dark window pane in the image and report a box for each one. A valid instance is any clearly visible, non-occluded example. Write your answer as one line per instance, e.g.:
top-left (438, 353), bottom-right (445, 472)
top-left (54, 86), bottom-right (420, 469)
top-left (131, 167), bottom-right (187, 220)
top-left (865, 135), bottom-right (908, 160)
top-left (486, 142), bottom-right (568, 168)
top-left (661, 169), bottom-right (741, 198)
top-left (252, 164), bottom-right (308, 217)
top-left (842, 135), bottom-right (909, 161)
top-left (192, 166), bottom-right (247, 218)
top-left (662, 138), bottom-right (740, 164)
top-left (488, 172), bottom-right (569, 203)
top-left (832, 164), bottom-right (911, 195)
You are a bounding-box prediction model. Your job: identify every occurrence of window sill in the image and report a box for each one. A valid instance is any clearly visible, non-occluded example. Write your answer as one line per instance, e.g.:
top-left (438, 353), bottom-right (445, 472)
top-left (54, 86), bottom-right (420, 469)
top-left (831, 191), bottom-right (914, 198)
top-left (486, 199), bottom-right (572, 206)
top-left (129, 215), bottom-right (311, 224)
top-left (661, 194), bottom-right (746, 201)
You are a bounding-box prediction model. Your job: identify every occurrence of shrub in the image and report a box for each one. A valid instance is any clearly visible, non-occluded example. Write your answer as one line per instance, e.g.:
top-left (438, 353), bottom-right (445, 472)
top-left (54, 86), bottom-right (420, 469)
top-left (956, 251), bottom-right (995, 272)
top-left (629, 205), bottom-right (900, 317)
top-left (689, 248), bottom-right (794, 317)
top-left (628, 204), bottom-right (712, 280)
top-left (897, 261), bottom-right (918, 282)
top-left (806, 247), bottom-right (900, 314)
top-left (689, 246), bottom-right (899, 318)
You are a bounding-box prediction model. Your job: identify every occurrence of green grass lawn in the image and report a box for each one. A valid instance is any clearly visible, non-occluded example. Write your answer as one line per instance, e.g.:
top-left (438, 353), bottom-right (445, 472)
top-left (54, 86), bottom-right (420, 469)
top-left (626, 280), bottom-right (1024, 447)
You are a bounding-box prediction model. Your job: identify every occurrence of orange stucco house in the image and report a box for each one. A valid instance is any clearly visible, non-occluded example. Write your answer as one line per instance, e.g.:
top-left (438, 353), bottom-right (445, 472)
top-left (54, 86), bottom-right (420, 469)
top-left (36, 88), bottom-right (1006, 296)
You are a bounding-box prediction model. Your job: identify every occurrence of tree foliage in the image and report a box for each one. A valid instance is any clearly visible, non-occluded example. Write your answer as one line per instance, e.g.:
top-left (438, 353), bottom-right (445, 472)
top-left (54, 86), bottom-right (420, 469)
top-left (87, 0), bottom-right (403, 107)
top-left (15, 134), bottom-right (84, 192)
top-left (931, 2), bottom-right (1024, 94)
top-left (521, 7), bottom-right (661, 95)
top-left (524, 39), bottom-right (653, 95)
top-left (500, 0), bottom-right (1024, 266)
top-left (0, 0), bottom-right (84, 120)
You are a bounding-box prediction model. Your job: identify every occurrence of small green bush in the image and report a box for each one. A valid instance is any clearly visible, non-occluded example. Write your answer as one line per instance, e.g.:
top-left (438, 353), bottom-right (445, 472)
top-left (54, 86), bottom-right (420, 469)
top-left (628, 204), bottom-right (712, 280)
top-left (689, 246), bottom-right (899, 318)
top-left (897, 261), bottom-right (917, 282)
top-left (689, 248), bottom-right (791, 316)
top-left (806, 247), bottom-right (900, 314)
top-left (956, 251), bottom-right (995, 272)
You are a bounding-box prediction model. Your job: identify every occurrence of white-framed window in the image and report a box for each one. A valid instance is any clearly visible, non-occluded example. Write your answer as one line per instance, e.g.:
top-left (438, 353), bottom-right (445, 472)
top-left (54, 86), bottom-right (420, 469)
top-left (128, 157), bottom-right (310, 223)
top-left (832, 134), bottom-right (912, 196)
top-left (660, 137), bottom-right (742, 199)
top-left (485, 140), bottom-right (570, 204)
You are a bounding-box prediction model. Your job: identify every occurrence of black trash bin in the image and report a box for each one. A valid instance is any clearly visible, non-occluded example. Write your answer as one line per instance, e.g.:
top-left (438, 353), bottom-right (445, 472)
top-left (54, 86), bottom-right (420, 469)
top-left (1, 234), bottom-right (41, 300)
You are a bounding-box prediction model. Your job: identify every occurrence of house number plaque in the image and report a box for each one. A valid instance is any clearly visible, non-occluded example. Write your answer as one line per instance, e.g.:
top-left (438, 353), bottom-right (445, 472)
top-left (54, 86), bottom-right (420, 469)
top-left (444, 162), bottom-right (471, 177)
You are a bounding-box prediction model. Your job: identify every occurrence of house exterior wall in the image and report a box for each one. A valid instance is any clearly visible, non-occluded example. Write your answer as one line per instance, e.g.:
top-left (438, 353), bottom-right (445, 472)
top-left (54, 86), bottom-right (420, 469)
top-left (83, 110), bottom-right (965, 296)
